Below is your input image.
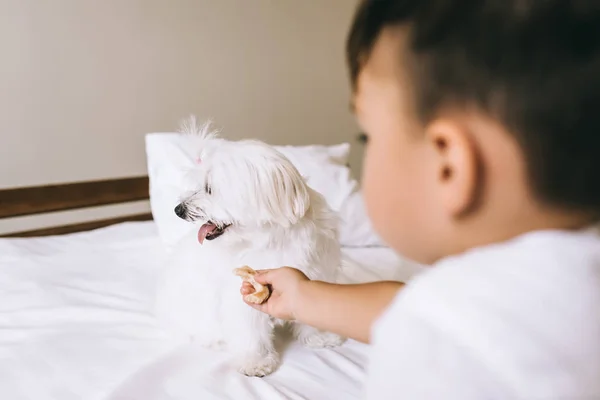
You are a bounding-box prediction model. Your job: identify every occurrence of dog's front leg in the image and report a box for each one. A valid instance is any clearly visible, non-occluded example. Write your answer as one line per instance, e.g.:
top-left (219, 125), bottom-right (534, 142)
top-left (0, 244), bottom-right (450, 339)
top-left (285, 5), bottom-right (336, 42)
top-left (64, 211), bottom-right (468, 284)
top-left (223, 306), bottom-right (279, 377)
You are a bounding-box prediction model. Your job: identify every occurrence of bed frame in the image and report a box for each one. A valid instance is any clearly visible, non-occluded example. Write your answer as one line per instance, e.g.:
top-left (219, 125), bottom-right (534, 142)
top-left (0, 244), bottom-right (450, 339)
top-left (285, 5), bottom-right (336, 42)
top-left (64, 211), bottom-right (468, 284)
top-left (0, 176), bottom-right (153, 237)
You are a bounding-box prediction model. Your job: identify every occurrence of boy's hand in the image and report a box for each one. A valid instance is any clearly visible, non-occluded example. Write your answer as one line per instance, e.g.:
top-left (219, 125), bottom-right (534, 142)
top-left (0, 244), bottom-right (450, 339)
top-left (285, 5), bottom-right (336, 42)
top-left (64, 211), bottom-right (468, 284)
top-left (241, 267), bottom-right (404, 343)
top-left (240, 267), bottom-right (309, 320)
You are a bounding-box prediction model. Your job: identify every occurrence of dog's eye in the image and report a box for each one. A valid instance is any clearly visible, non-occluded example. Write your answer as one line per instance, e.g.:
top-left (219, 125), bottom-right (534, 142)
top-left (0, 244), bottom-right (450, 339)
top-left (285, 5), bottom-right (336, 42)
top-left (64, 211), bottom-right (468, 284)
top-left (357, 132), bottom-right (369, 144)
top-left (205, 183), bottom-right (212, 195)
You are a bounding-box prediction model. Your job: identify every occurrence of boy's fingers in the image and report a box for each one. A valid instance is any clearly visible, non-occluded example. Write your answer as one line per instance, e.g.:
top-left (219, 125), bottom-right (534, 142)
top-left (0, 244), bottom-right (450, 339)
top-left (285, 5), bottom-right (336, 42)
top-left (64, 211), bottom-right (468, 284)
top-left (243, 298), bottom-right (268, 313)
top-left (240, 286), bottom-right (254, 295)
top-left (240, 281), bottom-right (258, 295)
top-left (254, 270), bottom-right (273, 284)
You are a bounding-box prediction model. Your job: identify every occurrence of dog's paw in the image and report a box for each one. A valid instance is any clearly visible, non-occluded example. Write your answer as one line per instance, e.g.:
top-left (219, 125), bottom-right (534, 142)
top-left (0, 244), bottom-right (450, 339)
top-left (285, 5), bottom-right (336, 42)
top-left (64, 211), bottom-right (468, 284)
top-left (301, 331), bottom-right (346, 349)
top-left (236, 352), bottom-right (280, 377)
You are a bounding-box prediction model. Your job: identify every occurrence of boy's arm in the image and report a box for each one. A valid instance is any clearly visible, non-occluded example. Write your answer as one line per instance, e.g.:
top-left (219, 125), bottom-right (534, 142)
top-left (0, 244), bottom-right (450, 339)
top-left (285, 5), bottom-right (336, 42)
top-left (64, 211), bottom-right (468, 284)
top-left (294, 280), bottom-right (404, 343)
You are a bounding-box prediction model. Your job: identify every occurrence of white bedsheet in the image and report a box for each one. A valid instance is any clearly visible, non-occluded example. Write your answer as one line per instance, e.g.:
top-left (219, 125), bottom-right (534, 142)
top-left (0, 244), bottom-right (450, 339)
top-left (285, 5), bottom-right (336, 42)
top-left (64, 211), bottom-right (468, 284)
top-left (0, 222), bottom-right (423, 400)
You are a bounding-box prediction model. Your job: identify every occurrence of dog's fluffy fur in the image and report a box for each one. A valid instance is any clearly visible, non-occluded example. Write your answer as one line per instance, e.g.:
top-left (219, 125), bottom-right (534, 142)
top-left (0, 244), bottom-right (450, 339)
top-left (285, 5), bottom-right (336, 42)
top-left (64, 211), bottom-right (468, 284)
top-left (155, 117), bottom-right (344, 377)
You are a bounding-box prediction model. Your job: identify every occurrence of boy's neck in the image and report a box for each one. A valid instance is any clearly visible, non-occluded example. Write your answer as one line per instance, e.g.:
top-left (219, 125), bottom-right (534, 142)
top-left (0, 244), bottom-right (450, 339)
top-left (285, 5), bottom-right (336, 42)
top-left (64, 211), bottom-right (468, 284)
top-left (453, 202), bottom-right (597, 259)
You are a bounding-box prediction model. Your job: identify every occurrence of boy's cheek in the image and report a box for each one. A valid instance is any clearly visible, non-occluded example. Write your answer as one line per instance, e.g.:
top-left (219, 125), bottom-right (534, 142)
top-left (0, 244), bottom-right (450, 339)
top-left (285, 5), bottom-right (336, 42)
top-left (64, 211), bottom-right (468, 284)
top-left (361, 146), bottom-right (405, 240)
top-left (363, 180), bottom-right (415, 258)
top-left (361, 143), bottom-right (439, 263)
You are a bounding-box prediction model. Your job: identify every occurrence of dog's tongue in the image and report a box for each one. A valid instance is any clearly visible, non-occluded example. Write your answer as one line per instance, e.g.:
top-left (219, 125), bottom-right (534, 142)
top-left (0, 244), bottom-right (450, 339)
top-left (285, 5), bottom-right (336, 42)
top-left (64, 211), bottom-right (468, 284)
top-left (197, 223), bottom-right (217, 244)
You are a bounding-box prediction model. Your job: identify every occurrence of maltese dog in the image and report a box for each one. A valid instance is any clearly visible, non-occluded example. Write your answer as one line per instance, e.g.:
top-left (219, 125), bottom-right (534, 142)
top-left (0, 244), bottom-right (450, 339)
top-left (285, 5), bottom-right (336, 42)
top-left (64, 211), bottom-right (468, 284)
top-left (155, 117), bottom-right (345, 377)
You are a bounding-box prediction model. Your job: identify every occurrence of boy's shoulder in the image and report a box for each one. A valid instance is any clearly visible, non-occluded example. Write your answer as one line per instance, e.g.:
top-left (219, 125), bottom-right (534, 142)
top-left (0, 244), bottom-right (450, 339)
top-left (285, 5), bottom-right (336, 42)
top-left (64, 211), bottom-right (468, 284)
top-left (369, 227), bottom-right (600, 399)
top-left (419, 226), bottom-right (600, 293)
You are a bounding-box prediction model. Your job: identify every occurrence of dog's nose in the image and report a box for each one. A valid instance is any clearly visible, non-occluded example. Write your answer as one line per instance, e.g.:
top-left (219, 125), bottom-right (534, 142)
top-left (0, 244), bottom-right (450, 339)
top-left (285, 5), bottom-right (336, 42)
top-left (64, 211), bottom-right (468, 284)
top-left (174, 203), bottom-right (187, 219)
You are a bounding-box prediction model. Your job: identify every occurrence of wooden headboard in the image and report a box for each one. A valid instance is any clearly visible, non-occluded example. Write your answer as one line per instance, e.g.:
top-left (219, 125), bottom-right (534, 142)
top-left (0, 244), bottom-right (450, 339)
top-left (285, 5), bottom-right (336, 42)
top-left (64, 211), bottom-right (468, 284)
top-left (0, 176), bottom-right (153, 237)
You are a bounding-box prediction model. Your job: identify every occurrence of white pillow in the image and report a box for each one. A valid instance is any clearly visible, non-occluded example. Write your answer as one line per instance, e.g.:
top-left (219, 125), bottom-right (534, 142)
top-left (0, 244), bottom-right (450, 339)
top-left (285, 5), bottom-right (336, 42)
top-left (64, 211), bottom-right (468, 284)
top-left (266, 143), bottom-right (357, 212)
top-left (145, 132), bottom-right (384, 249)
top-left (337, 190), bottom-right (387, 247)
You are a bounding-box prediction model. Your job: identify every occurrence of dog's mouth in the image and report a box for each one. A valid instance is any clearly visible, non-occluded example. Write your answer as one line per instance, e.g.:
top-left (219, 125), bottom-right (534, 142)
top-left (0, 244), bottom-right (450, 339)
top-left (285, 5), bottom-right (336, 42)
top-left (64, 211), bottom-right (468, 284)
top-left (197, 221), bottom-right (231, 244)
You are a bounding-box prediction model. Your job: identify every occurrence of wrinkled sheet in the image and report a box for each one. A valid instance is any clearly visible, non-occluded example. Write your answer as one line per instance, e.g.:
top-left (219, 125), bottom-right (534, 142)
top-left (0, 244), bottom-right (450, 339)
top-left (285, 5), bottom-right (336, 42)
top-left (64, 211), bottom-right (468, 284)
top-left (0, 222), bottom-right (422, 400)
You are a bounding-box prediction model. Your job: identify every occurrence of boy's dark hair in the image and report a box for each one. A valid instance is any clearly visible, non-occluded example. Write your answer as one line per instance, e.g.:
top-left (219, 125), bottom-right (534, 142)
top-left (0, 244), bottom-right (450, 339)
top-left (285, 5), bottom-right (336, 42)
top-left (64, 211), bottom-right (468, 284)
top-left (347, 0), bottom-right (600, 213)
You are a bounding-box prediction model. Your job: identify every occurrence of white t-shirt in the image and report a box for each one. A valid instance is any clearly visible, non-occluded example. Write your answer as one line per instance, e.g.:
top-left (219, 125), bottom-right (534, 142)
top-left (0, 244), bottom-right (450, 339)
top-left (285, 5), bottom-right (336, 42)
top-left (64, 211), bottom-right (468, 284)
top-left (366, 228), bottom-right (600, 399)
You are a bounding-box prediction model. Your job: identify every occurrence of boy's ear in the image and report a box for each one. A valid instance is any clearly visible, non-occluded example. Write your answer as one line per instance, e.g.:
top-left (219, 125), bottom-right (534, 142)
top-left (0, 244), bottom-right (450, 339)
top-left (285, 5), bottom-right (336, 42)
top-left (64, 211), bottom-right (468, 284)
top-left (425, 118), bottom-right (480, 218)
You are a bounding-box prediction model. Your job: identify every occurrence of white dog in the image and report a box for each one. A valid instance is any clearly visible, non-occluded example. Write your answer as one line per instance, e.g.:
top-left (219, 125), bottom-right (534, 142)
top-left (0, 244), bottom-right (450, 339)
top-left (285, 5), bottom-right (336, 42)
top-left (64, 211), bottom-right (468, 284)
top-left (155, 118), bottom-right (345, 377)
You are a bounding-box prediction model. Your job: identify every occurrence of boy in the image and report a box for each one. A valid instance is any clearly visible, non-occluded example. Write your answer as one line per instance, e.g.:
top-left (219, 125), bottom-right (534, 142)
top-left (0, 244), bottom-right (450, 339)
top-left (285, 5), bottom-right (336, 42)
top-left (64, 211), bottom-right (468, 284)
top-left (242, 0), bottom-right (600, 398)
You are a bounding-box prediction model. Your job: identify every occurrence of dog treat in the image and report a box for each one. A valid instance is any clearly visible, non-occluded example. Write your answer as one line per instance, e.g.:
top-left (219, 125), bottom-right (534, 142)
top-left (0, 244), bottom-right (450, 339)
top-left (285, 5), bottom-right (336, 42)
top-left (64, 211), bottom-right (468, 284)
top-left (234, 266), bottom-right (271, 305)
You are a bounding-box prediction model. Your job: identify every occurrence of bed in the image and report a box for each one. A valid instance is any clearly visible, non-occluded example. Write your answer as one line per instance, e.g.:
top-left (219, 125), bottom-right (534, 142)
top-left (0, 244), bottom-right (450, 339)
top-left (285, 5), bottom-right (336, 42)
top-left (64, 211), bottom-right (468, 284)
top-left (0, 161), bottom-right (423, 400)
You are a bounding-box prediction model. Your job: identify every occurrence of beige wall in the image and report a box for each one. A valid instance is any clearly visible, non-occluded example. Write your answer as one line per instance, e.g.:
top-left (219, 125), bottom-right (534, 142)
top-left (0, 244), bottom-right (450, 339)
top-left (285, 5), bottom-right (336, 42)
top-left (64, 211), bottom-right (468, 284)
top-left (0, 0), bottom-right (361, 234)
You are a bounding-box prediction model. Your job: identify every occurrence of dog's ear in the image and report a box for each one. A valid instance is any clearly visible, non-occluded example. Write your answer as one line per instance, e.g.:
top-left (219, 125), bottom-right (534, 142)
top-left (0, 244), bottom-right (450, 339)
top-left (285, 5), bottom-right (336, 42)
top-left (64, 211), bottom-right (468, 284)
top-left (251, 157), bottom-right (310, 226)
top-left (178, 115), bottom-right (219, 140)
top-left (178, 115), bottom-right (220, 164)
